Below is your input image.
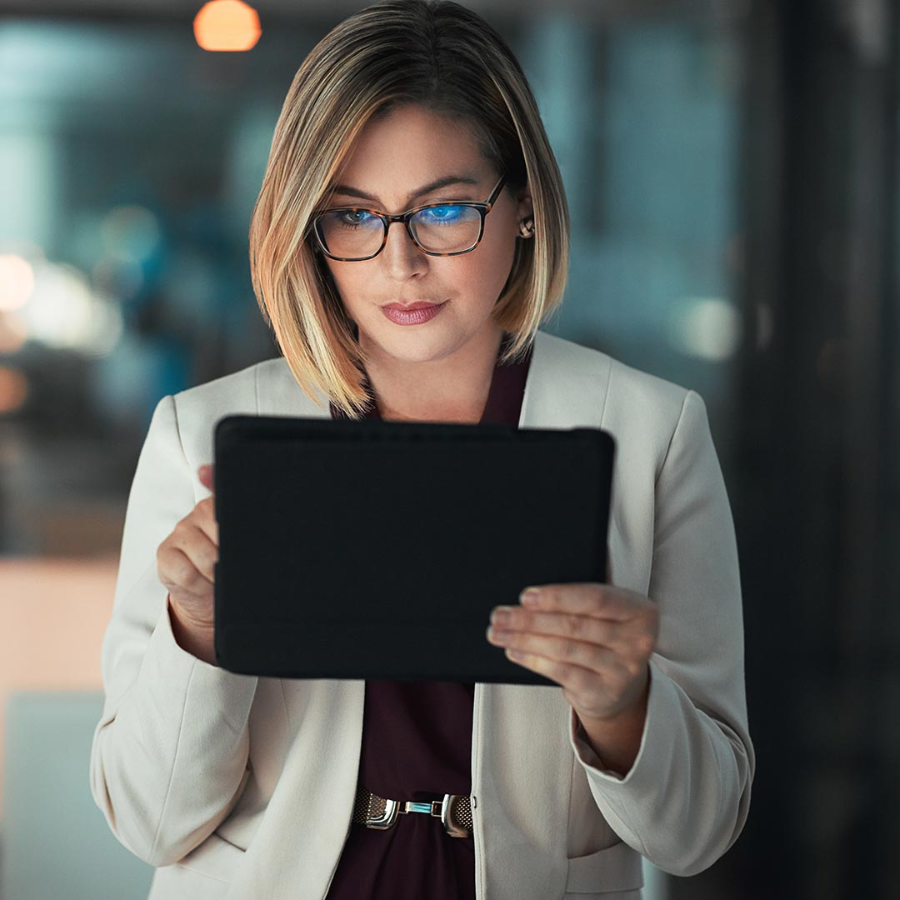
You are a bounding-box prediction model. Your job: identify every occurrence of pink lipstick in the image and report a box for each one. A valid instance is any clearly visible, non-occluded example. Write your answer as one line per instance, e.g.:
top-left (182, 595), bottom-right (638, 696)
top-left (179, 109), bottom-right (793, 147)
top-left (381, 300), bottom-right (447, 326)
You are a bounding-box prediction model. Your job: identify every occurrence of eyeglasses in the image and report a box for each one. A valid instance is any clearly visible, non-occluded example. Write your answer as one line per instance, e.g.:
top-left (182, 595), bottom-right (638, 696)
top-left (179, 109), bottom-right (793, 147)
top-left (311, 174), bottom-right (507, 262)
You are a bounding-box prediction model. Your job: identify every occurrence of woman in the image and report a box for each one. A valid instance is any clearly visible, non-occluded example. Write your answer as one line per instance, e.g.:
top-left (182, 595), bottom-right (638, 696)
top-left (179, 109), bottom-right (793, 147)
top-left (90, 1), bottom-right (754, 898)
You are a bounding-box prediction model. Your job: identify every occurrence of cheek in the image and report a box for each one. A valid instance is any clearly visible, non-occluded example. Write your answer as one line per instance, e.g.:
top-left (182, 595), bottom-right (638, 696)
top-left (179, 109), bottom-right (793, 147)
top-left (460, 226), bottom-right (517, 299)
top-left (324, 263), bottom-right (364, 310)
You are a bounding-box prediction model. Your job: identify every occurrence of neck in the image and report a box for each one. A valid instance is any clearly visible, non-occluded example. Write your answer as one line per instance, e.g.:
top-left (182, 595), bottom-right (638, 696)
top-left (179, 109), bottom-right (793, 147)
top-left (361, 322), bottom-right (506, 423)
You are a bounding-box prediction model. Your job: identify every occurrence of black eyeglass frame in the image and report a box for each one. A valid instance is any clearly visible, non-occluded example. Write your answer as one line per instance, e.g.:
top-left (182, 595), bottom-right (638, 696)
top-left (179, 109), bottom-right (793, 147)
top-left (311, 173), bottom-right (507, 262)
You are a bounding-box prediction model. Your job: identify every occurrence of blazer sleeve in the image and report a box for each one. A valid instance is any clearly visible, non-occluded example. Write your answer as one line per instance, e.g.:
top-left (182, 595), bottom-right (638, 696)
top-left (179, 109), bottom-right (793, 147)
top-left (566, 389), bottom-right (755, 877)
top-left (89, 394), bottom-right (259, 867)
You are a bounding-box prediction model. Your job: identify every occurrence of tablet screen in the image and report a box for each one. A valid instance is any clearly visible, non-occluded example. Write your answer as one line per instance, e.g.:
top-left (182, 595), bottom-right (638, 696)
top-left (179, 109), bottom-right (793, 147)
top-left (214, 415), bottom-right (614, 685)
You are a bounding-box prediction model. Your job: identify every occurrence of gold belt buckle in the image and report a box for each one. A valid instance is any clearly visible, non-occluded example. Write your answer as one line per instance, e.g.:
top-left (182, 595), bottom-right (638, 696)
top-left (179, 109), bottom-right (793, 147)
top-left (363, 792), bottom-right (470, 838)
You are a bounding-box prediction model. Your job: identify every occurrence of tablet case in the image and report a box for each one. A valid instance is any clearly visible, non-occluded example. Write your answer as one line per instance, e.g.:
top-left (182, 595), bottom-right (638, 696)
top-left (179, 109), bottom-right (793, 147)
top-left (213, 414), bottom-right (614, 686)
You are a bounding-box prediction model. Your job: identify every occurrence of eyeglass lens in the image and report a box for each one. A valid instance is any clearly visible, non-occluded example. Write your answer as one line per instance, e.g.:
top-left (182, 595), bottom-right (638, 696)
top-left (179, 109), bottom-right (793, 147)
top-left (317, 205), bottom-right (482, 258)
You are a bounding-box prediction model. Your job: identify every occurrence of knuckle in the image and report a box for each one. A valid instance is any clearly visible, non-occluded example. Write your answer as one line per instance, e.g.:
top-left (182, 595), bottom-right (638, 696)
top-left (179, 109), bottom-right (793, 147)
top-left (565, 613), bottom-right (585, 638)
top-left (568, 665), bottom-right (589, 692)
top-left (546, 659), bottom-right (565, 682)
top-left (157, 542), bottom-right (177, 568)
top-left (176, 558), bottom-right (197, 585)
top-left (202, 548), bottom-right (218, 579)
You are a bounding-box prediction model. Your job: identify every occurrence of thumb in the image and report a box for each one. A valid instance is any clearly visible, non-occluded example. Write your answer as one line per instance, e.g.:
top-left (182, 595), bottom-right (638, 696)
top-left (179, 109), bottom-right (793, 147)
top-left (198, 463), bottom-right (214, 488)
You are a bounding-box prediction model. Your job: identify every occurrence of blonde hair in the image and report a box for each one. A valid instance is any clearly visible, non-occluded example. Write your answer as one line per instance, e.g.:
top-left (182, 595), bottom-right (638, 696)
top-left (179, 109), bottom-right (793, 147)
top-left (248, 0), bottom-right (570, 418)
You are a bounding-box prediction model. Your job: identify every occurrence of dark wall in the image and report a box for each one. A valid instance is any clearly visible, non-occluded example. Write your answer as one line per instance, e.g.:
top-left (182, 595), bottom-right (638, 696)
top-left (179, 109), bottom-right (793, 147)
top-left (671, 1), bottom-right (900, 897)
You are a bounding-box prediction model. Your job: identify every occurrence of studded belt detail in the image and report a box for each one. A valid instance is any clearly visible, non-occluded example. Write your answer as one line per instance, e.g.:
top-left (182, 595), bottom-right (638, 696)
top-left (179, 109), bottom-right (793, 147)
top-left (351, 783), bottom-right (473, 838)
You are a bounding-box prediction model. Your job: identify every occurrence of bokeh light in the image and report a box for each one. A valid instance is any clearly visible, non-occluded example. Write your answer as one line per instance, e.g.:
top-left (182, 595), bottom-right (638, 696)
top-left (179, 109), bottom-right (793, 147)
top-left (0, 366), bottom-right (28, 414)
top-left (0, 310), bottom-right (28, 354)
top-left (14, 259), bottom-right (124, 357)
top-left (667, 297), bottom-right (743, 362)
top-left (193, 0), bottom-right (262, 52)
top-left (0, 255), bottom-right (36, 312)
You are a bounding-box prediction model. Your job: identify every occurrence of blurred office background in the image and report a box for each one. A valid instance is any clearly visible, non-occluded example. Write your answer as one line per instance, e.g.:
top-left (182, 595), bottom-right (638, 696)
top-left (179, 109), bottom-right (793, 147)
top-left (0, 0), bottom-right (897, 897)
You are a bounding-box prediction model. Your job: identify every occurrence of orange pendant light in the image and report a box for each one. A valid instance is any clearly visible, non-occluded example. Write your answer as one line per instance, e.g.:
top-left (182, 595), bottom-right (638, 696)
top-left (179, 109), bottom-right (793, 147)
top-left (194, 0), bottom-right (262, 52)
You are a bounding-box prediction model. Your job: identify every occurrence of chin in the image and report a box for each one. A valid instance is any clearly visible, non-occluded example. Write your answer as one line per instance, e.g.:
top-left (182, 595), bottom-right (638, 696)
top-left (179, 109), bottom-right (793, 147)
top-left (365, 323), bottom-right (465, 364)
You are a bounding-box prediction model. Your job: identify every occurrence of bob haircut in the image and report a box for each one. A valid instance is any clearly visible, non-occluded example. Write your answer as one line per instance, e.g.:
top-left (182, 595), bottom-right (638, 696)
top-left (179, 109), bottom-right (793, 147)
top-left (248, 0), bottom-right (570, 419)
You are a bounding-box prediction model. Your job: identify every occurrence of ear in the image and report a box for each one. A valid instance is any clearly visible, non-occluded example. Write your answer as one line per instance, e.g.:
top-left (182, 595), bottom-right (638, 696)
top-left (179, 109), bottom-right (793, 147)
top-left (516, 183), bottom-right (533, 222)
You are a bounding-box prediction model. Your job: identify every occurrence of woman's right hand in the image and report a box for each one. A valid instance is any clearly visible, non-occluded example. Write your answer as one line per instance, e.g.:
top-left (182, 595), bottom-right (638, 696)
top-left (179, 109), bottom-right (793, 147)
top-left (157, 463), bottom-right (218, 664)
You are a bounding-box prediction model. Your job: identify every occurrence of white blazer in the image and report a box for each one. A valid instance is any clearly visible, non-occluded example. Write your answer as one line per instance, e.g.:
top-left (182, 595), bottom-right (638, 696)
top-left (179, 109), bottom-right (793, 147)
top-left (90, 330), bottom-right (754, 900)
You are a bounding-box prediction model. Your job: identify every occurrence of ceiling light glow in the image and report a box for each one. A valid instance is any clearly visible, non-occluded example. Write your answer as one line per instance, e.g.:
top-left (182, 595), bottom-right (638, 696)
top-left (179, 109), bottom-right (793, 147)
top-left (194, 0), bottom-right (262, 52)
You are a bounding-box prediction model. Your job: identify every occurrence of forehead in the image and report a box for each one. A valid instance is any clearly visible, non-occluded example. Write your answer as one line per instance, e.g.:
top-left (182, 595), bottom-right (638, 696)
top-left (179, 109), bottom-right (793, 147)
top-left (334, 104), bottom-right (488, 189)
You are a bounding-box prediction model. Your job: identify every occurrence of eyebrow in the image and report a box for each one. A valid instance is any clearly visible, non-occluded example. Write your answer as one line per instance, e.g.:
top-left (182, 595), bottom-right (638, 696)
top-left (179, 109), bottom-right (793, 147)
top-left (329, 174), bottom-right (483, 207)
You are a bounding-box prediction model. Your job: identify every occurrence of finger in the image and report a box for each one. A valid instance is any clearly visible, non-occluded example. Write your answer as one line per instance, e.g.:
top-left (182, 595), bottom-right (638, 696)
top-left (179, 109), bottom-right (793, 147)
top-left (198, 464), bottom-right (215, 491)
top-left (168, 523), bottom-right (218, 580)
top-left (521, 583), bottom-right (646, 622)
top-left (489, 607), bottom-right (624, 652)
top-left (158, 544), bottom-right (214, 594)
top-left (489, 629), bottom-right (618, 673)
top-left (197, 465), bottom-right (215, 491)
top-left (193, 500), bottom-right (219, 545)
top-left (502, 645), bottom-right (612, 695)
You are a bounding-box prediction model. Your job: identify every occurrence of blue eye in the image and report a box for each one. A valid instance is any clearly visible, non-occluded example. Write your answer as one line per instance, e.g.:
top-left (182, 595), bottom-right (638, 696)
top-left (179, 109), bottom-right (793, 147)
top-left (336, 210), bottom-right (379, 228)
top-left (418, 205), bottom-right (463, 225)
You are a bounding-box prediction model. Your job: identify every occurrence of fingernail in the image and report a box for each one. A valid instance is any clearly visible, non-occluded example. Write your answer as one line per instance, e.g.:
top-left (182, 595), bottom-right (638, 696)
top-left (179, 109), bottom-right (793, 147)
top-left (520, 588), bottom-right (541, 606)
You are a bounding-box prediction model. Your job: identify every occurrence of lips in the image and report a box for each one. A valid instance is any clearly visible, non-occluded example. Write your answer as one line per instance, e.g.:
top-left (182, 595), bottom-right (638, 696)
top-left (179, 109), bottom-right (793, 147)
top-left (382, 300), bottom-right (443, 310)
top-left (380, 300), bottom-right (447, 326)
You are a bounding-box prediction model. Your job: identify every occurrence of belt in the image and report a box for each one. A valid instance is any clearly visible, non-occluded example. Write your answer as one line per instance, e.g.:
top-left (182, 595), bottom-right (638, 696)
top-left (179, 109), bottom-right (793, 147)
top-left (352, 784), bottom-right (473, 838)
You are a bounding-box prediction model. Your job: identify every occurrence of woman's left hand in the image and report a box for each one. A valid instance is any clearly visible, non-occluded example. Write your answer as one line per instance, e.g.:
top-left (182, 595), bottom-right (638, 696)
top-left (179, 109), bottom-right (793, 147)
top-left (486, 582), bottom-right (659, 724)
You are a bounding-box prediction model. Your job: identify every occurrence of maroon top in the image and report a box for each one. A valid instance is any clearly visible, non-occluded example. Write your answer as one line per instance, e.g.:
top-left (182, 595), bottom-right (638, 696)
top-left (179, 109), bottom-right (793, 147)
top-left (323, 332), bottom-right (532, 900)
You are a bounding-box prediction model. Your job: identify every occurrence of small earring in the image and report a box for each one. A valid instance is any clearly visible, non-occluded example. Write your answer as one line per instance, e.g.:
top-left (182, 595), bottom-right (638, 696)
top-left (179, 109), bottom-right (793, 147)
top-left (518, 217), bottom-right (534, 238)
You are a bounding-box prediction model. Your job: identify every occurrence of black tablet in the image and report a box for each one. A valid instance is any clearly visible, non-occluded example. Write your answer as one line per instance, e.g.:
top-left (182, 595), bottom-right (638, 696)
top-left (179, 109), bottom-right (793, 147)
top-left (213, 414), bottom-right (615, 686)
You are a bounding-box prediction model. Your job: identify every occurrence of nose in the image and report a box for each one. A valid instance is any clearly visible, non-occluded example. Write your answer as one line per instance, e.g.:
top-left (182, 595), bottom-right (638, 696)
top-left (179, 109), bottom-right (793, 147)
top-left (380, 219), bottom-right (428, 279)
